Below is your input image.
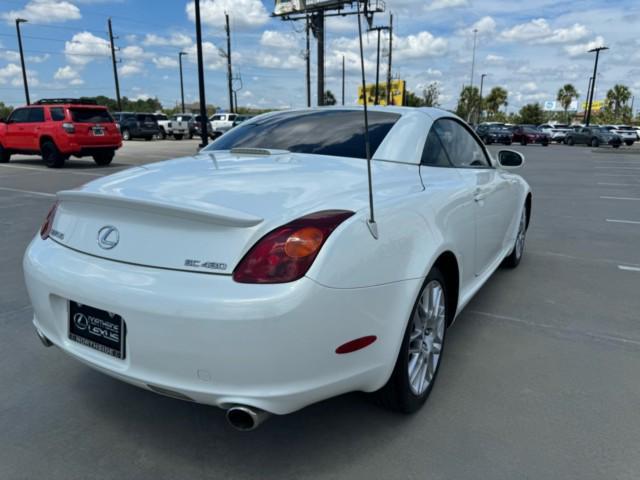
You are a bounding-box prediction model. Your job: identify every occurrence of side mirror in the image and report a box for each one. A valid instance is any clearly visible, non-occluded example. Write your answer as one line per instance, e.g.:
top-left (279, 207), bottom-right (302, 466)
top-left (498, 150), bottom-right (525, 169)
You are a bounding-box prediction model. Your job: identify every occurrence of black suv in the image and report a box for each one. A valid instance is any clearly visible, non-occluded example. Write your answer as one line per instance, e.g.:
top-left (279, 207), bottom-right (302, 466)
top-left (114, 112), bottom-right (160, 141)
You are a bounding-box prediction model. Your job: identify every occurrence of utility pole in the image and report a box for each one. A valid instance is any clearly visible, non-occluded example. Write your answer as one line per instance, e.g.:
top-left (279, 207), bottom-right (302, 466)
top-left (583, 76), bottom-right (593, 122)
top-left (178, 51), bottom-right (186, 113)
top-left (107, 19), bottom-right (122, 111)
top-left (232, 73), bottom-right (243, 112)
top-left (478, 73), bottom-right (487, 124)
top-left (194, 0), bottom-right (208, 147)
top-left (15, 18), bottom-right (29, 105)
top-left (341, 55), bottom-right (345, 105)
top-left (386, 13), bottom-right (393, 105)
top-left (368, 25), bottom-right (389, 105)
top-left (469, 28), bottom-right (478, 89)
top-left (313, 12), bottom-right (325, 106)
top-left (585, 46), bottom-right (608, 126)
top-left (305, 13), bottom-right (311, 107)
top-left (225, 12), bottom-right (234, 113)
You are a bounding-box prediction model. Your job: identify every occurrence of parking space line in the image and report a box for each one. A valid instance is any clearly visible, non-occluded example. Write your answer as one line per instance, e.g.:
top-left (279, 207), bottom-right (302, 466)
top-left (597, 182), bottom-right (639, 186)
top-left (606, 218), bottom-right (640, 225)
top-left (600, 196), bottom-right (640, 201)
top-left (0, 163), bottom-right (105, 177)
top-left (469, 310), bottom-right (640, 349)
top-left (0, 186), bottom-right (55, 198)
top-left (619, 265), bottom-right (640, 272)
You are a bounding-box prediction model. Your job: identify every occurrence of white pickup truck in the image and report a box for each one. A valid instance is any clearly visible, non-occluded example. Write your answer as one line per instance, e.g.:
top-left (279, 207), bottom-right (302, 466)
top-left (169, 114), bottom-right (194, 140)
top-left (209, 113), bottom-right (237, 137)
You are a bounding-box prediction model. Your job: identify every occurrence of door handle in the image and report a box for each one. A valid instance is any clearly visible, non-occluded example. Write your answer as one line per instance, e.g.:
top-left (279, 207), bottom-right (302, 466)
top-left (474, 188), bottom-right (486, 202)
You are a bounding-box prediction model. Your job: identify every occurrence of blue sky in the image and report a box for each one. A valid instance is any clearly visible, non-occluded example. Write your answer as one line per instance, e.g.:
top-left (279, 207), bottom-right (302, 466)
top-left (1, 0), bottom-right (639, 112)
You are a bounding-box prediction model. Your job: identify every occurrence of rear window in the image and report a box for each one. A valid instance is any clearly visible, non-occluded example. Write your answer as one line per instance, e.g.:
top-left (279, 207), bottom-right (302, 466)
top-left (71, 108), bottom-right (113, 123)
top-left (136, 114), bottom-right (156, 123)
top-left (206, 110), bottom-right (400, 159)
top-left (50, 107), bottom-right (65, 121)
top-left (155, 114), bottom-right (168, 121)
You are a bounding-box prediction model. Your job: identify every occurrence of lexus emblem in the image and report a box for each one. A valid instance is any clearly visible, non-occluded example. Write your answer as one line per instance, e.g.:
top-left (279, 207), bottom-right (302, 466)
top-left (97, 226), bottom-right (119, 250)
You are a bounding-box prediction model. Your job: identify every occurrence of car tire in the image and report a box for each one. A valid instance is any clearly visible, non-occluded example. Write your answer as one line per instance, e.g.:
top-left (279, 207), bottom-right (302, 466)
top-left (187, 132), bottom-right (193, 140)
top-left (144, 136), bottom-right (153, 141)
top-left (484, 137), bottom-right (492, 145)
top-left (159, 129), bottom-right (167, 140)
top-left (373, 267), bottom-right (448, 413)
top-left (613, 144), bottom-right (620, 149)
top-left (0, 144), bottom-right (10, 163)
top-left (122, 129), bottom-right (131, 141)
top-left (520, 138), bottom-right (528, 146)
top-left (505, 140), bottom-right (512, 146)
top-left (502, 204), bottom-right (528, 269)
top-left (173, 134), bottom-right (183, 140)
top-left (41, 141), bottom-right (65, 169)
top-left (625, 141), bottom-right (634, 146)
top-left (542, 140), bottom-right (549, 147)
top-left (92, 151), bottom-right (115, 166)
top-left (591, 138), bottom-right (599, 148)
top-left (567, 137), bottom-right (575, 146)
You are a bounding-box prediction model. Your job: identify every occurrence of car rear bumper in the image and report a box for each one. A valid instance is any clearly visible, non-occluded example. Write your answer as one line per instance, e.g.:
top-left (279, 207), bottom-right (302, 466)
top-left (23, 237), bottom-right (418, 414)
top-left (60, 141), bottom-right (122, 156)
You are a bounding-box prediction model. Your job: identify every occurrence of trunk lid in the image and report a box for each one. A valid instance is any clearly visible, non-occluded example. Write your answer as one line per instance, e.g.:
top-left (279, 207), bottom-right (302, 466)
top-left (69, 107), bottom-right (120, 145)
top-left (51, 152), bottom-right (421, 273)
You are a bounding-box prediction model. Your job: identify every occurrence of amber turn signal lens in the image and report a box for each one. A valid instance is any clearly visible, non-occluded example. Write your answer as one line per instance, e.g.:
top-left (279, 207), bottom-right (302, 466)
top-left (284, 227), bottom-right (324, 258)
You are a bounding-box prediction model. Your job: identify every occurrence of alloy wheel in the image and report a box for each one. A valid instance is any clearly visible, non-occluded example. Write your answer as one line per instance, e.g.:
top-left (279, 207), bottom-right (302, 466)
top-left (407, 280), bottom-right (446, 396)
top-left (515, 208), bottom-right (526, 259)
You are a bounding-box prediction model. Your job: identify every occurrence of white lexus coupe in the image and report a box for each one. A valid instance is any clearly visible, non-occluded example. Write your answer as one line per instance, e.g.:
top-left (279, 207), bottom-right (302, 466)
top-left (24, 107), bottom-right (531, 430)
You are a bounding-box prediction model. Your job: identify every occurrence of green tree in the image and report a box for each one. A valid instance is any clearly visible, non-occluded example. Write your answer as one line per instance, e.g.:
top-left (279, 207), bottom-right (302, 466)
top-left (324, 90), bottom-right (337, 106)
top-left (518, 103), bottom-right (545, 125)
top-left (605, 84), bottom-right (632, 122)
top-left (556, 83), bottom-right (578, 124)
top-left (484, 86), bottom-right (508, 119)
top-left (405, 90), bottom-right (425, 107)
top-left (455, 86), bottom-right (480, 122)
top-left (0, 101), bottom-right (13, 120)
top-left (422, 82), bottom-right (440, 107)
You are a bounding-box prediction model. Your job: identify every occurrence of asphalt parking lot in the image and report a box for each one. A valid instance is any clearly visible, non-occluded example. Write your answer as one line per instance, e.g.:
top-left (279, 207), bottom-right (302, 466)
top-left (1, 139), bottom-right (639, 479)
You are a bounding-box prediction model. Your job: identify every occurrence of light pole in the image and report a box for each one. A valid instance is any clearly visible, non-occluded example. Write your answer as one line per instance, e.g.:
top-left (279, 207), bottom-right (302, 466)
top-left (478, 73), bottom-right (487, 124)
top-left (178, 51), bottom-right (186, 113)
top-left (469, 28), bottom-right (478, 89)
top-left (585, 46), bottom-right (608, 126)
top-left (15, 18), bottom-right (29, 105)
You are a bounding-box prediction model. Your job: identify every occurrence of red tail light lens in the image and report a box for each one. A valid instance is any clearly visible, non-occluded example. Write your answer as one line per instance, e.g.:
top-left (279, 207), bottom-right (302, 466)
top-left (40, 202), bottom-right (58, 240)
top-left (233, 210), bottom-right (354, 284)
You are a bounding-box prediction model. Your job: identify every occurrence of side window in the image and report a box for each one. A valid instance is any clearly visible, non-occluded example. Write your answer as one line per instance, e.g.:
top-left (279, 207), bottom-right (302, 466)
top-left (50, 107), bottom-right (65, 121)
top-left (27, 108), bottom-right (45, 123)
top-left (211, 115), bottom-right (223, 121)
top-left (434, 119), bottom-right (490, 168)
top-left (421, 127), bottom-right (451, 167)
top-left (8, 108), bottom-right (29, 123)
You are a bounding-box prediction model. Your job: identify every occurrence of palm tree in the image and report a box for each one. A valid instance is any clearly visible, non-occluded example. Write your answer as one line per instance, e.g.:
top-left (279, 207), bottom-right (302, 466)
top-left (556, 84), bottom-right (578, 124)
top-left (455, 86), bottom-right (481, 122)
top-left (484, 87), bottom-right (508, 117)
top-left (606, 84), bottom-right (632, 120)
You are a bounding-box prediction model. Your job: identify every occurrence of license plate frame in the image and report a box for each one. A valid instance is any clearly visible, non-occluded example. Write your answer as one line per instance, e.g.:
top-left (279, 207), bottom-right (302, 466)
top-left (92, 127), bottom-right (105, 136)
top-left (68, 301), bottom-right (126, 359)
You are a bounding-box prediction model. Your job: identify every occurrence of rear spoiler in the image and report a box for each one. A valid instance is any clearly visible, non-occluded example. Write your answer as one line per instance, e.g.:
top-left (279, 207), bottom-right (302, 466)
top-left (56, 190), bottom-right (263, 228)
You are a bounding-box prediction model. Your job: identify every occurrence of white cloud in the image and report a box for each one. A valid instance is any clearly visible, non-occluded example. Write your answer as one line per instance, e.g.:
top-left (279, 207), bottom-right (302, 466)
top-left (0, 63), bottom-right (22, 84)
top-left (521, 82), bottom-right (538, 92)
top-left (485, 54), bottom-right (505, 64)
top-left (54, 65), bottom-right (79, 80)
top-left (64, 31), bottom-right (111, 65)
top-left (120, 45), bottom-right (147, 60)
top-left (393, 31), bottom-right (448, 59)
top-left (143, 33), bottom-right (192, 48)
top-left (153, 56), bottom-right (179, 69)
top-left (499, 18), bottom-right (589, 45)
top-left (564, 36), bottom-right (606, 57)
top-left (260, 30), bottom-right (298, 49)
top-left (184, 41), bottom-right (226, 70)
top-left (425, 0), bottom-right (469, 11)
top-left (458, 16), bottom-right (497, 37)
top-left (185, 0), bottom-right (269, 29)
top-left (131, 93), bottom-right (151, 101)
top-left (256, 53), bottom-right (304, 69)
top-left (2, 0), bottom-right (81, 24)
top-left (120, 62), bottom-right (144, 77)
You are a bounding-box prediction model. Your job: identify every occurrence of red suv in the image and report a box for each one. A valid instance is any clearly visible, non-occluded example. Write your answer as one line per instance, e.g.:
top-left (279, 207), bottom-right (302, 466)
top-left (0, 98), bottom-right (122, 168)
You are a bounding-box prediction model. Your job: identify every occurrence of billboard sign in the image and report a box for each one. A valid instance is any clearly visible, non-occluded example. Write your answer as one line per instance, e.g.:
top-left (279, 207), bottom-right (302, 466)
top-left (543, 100), bottom-right (578, 112)
top-left (581, 100), bottom-right (605, 112)
top-left (273, 0), bottom-right (350, 15)
top-left (357, 80), bottom-right (406, 106)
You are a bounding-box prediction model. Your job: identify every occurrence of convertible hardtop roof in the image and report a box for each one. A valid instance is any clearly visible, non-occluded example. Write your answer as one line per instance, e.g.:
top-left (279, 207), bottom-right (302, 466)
top-left (272, 105), bottom-right (451, 121)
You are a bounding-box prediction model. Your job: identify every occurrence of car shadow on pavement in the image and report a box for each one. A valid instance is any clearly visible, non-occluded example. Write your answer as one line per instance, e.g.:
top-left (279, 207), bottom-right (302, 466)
top-left (8, 158), bottom-right (128, 170)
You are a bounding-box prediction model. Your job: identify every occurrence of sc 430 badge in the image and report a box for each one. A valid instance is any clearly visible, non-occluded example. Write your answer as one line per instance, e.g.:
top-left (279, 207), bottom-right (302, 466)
top-left (184, 259), bottom-right (228, 271)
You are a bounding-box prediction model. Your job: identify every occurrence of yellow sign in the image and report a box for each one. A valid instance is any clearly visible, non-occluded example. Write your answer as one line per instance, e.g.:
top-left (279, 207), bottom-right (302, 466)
top-left (582, 100), bottom-right (605, 112)
top-left (357, 80), bottom-right (406, 106)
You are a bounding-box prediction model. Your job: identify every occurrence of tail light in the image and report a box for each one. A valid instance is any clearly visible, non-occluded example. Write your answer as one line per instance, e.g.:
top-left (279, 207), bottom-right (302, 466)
top-left (40, 202), bottom-right (58, 240)
top-left (233, 210), bottom-right (354, 284)
top-left (115, 122), bottom-right (121, 131)
top-left (62, 122), bottom-right (75, 133)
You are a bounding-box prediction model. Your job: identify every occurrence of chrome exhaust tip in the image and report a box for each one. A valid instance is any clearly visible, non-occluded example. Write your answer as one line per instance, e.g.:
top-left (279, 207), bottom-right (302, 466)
top-left (225, 405), bottom-right (271, 431)
top-left (35, 328), bottom-right (53, 347)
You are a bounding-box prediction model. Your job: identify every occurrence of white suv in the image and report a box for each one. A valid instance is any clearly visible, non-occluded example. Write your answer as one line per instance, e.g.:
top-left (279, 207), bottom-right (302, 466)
top-left (604, 125), bottom-right (636, 146)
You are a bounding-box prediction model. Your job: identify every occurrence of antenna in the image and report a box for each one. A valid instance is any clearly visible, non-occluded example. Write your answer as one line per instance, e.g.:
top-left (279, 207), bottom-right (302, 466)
top-left (357, 1), bottom-right (378, 239)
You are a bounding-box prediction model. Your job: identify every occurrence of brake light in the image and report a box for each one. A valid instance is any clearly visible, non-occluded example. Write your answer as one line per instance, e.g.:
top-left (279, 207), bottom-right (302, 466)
top-left (62, 122), bottom-right (75, 133)
top-left (40, 202), bottom-right (58, 240)
top-left (233, 210), bottom-right (354, 284)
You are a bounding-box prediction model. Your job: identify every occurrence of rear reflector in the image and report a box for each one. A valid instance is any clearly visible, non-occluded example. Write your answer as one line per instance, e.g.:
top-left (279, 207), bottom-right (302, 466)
top-left (335, 335), bottom-right (377, 354)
